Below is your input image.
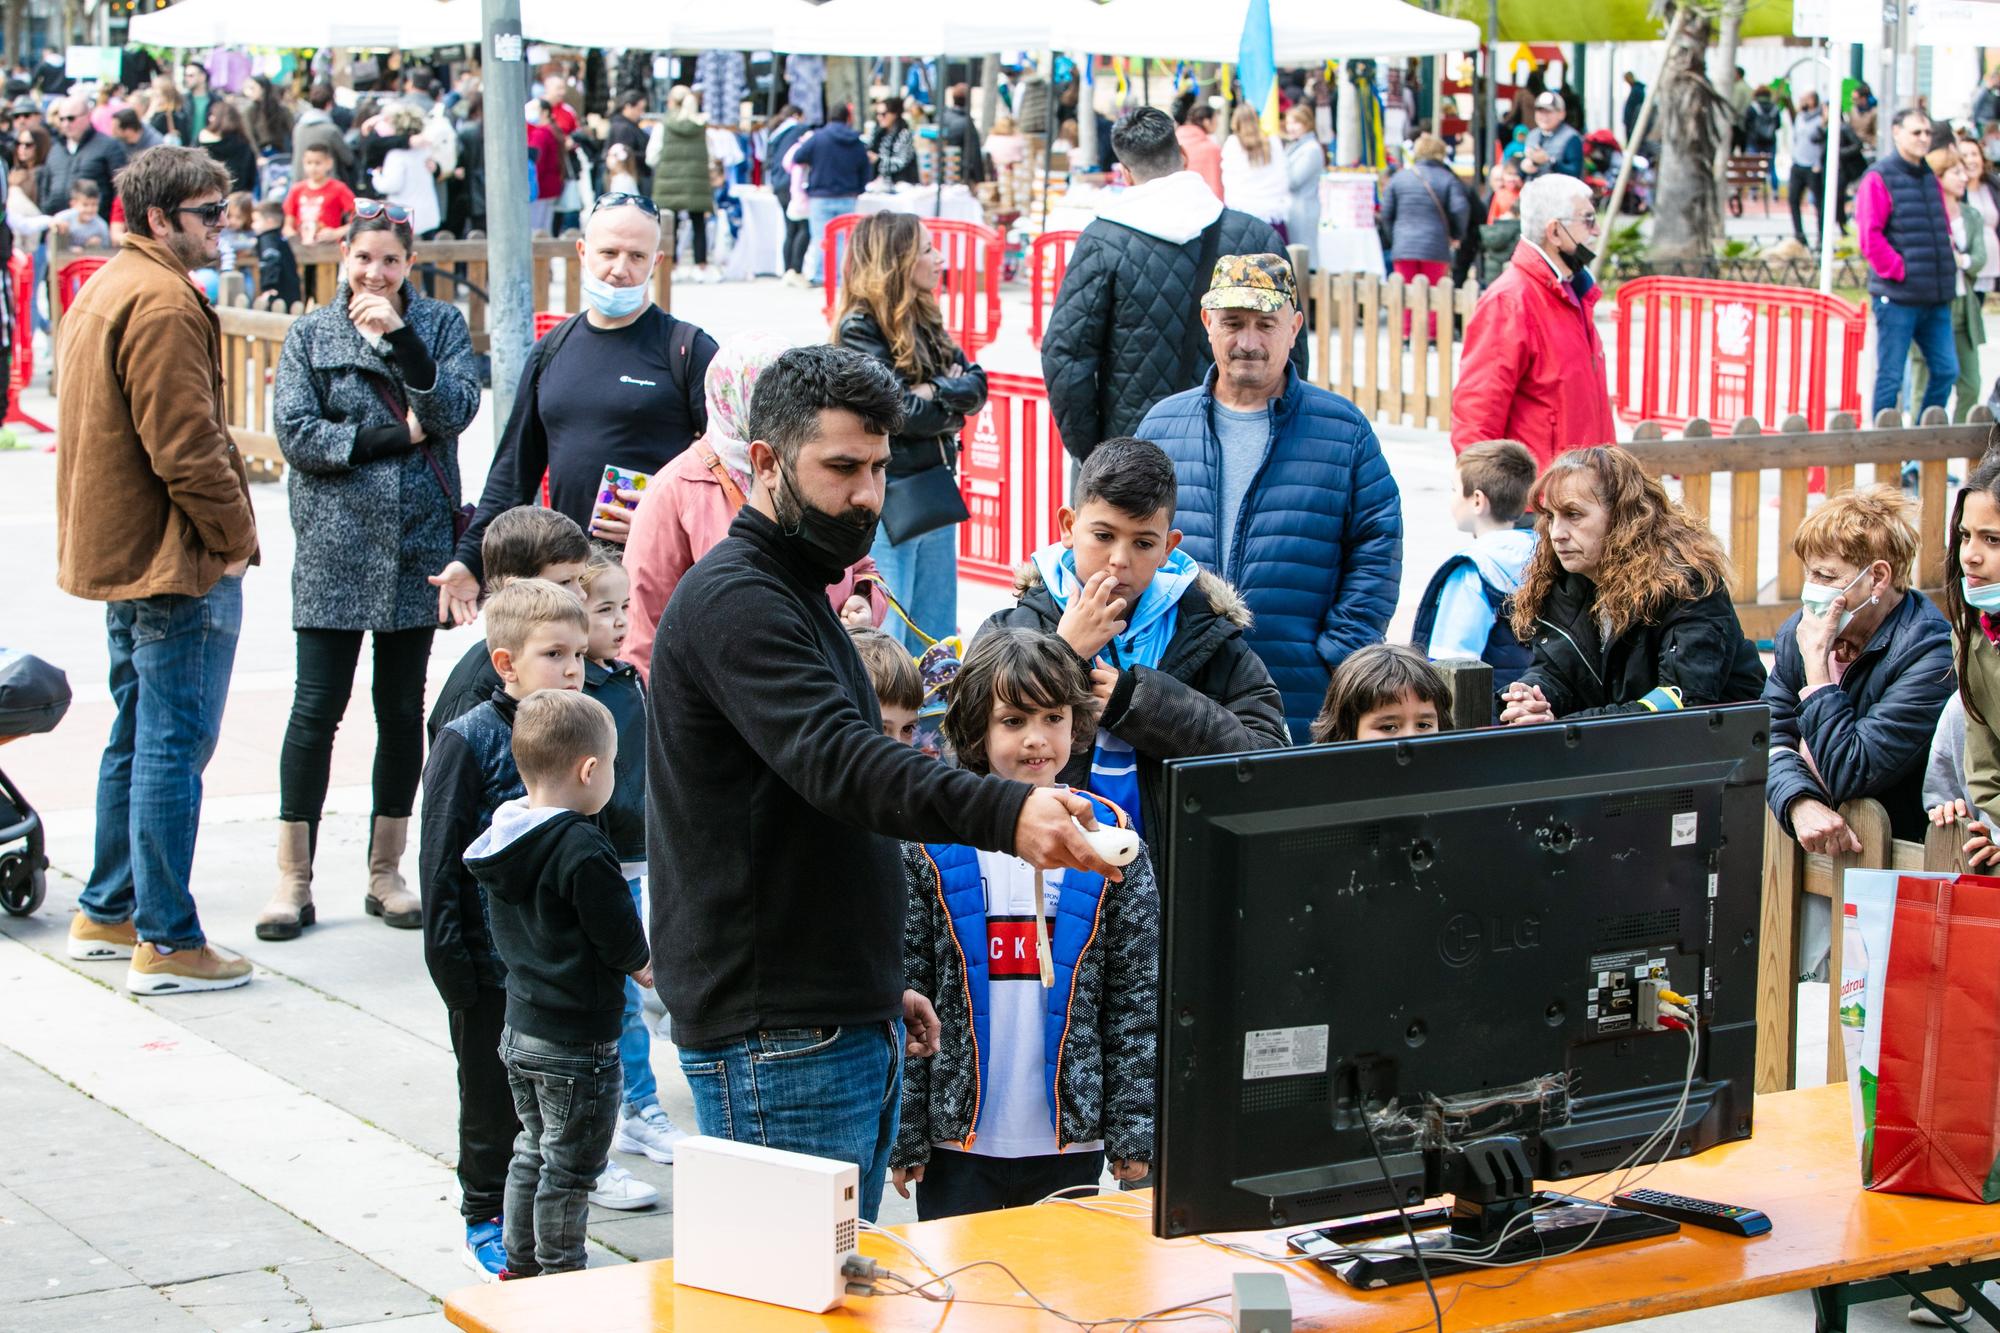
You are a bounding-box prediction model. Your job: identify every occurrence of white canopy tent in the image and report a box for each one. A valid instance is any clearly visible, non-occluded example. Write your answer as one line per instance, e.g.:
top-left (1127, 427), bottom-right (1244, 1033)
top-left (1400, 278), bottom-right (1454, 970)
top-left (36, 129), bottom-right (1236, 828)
top-left (130, 0), bottom-right (797, 52)
top-left (1051, 0), bottom-right (1479, 61)
top-left (129, 0), bottom-right (424, 49)
top-left (768, 1), bottom-right (1061, 58)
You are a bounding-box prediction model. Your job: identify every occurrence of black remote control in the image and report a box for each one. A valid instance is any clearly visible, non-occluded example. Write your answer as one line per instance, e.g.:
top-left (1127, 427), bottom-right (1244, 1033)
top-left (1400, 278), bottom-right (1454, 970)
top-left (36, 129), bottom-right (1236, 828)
top-left (1613, 1188), bottom-right (1771, 1237)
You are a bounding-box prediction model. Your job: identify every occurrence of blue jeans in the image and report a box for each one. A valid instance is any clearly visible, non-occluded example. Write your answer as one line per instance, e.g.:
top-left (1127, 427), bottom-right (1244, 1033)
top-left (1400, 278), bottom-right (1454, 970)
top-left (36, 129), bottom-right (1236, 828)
top-left (79, 576), bottom-right (243, 949)
top-left (1872, 297), bottom-right (1958, 417)
top-left (869, 522), bottom-right (959, 654)
top-left (808, 195), bottom-right (856, 285)
top-left (677, 1021), bottom-right (903, 1223)
top-left (500, 1027), bottom-right (622, 1276)
top-left (619, 877), bottom-right (657, 1117)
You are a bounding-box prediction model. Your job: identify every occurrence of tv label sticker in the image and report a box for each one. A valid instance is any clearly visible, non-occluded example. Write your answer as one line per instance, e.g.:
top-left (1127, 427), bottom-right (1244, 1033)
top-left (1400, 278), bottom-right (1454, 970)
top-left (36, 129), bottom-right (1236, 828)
top-left (1671, 812), bottom-right (1697, 846)
top-left (1242, 1025), bottom-right (1329, 1080)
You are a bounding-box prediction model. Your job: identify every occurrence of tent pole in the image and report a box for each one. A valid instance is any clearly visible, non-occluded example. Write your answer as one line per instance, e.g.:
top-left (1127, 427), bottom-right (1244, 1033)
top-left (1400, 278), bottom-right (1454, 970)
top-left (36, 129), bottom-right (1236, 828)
top-left (1041, 52), bottom-right (1057, 230)
top-left (935, 51), bottom-right (945, 215)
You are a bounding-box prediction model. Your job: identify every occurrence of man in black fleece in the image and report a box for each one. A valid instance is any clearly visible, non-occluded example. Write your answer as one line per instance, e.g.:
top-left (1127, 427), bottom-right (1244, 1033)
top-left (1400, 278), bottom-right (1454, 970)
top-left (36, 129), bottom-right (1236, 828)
top-left (467, 690), bottom-right (649, 1278)
top-left (648, 345), bottom-right (1122, 1223)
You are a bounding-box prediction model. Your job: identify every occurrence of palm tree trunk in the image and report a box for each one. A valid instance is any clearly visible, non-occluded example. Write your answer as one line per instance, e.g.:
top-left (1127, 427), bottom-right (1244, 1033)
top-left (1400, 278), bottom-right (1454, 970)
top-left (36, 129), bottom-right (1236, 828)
top-left (1650, 5), bottom-right (1729, 267)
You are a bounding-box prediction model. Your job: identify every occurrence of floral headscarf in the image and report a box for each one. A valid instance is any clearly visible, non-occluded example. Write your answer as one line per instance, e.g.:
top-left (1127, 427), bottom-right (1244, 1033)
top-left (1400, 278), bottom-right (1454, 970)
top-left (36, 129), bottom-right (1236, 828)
top-left (703, 333), bottom-right (794, 486)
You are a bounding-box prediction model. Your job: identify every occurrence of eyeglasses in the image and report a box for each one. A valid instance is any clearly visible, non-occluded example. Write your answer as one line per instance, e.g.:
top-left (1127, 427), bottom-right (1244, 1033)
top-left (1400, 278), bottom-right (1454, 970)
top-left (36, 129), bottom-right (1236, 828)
top-left (353, 198), bottom-right (413, 224)
top-left (1565, 214), bottom-right (1601, 232)
top-left (177, 201), bottom-right (228, 227)
top-left (593, 191), bottom-right (660, 217)
top-left (51, 115), bottom-right (72, 124)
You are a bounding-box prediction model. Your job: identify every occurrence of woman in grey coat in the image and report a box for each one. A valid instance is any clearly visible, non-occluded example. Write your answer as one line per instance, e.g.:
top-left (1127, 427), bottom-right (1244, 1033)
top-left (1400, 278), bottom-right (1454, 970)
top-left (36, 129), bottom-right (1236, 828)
top-left (1281, 105), bottom-right (1325, 252)
top-left (260, 205), bottom-right (480, 941)
top-left (1381, 132), bottom-right (1471, 336)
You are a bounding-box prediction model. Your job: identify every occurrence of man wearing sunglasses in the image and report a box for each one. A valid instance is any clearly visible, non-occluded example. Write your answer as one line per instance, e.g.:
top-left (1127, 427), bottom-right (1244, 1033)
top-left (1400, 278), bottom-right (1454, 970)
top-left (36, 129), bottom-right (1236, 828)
top-left (436, 195), bottom-right (718, 609)
top-left (55, 147), bottom-right (260, 994)
top-left (36, 93), bottom-right (125, 216)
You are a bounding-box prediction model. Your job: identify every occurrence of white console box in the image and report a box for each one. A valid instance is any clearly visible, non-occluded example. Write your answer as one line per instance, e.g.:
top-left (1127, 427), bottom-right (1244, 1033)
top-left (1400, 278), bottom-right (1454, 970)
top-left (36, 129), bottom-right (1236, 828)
top-left (671, 1136), bottom-right (860, 1314)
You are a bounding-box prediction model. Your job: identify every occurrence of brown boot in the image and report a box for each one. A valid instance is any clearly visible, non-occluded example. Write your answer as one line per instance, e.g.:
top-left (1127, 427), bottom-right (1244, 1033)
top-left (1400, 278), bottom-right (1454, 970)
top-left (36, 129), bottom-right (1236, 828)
top-left (364, 815), bottom-right (421, 929)
top-left (256, 821), bottom-right (316, 941)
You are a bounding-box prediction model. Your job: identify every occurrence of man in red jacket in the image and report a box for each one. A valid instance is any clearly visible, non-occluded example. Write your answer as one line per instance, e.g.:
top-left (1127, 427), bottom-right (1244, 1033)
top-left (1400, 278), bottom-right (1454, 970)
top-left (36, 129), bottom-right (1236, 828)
top-left (1451, 174), bottom-right (1615, 470)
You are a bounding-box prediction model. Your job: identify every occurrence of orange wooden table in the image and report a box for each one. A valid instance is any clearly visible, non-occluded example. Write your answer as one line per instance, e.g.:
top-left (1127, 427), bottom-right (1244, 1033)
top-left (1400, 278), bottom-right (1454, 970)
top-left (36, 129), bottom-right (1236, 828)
top-left (446, 1083), bottom-right (2000, 1333)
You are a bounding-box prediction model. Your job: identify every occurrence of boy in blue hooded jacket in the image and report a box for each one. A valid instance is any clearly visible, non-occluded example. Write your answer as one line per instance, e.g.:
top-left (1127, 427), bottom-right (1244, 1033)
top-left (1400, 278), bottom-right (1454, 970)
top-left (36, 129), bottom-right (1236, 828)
top-left (975, 437), bottom-right (1288, 871)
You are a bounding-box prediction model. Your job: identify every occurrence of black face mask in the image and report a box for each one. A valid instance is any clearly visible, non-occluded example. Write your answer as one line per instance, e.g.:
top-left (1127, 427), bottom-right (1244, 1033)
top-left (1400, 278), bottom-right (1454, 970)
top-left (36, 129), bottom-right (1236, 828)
top-left (774, 458), bottom-right (878, 573)
top-left (1559, 220), bottom-right (1596, 273)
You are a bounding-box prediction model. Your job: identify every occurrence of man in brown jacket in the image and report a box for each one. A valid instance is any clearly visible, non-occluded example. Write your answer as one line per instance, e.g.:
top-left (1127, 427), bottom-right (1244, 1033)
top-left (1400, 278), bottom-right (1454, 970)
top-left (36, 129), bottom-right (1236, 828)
top-left (55, 146), bottom-right (261, 995)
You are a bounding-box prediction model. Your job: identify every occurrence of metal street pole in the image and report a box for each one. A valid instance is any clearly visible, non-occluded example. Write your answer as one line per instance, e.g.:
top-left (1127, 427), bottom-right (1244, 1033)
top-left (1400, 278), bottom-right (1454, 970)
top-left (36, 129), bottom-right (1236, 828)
top-left (482, 0), bottom-right (534, 436)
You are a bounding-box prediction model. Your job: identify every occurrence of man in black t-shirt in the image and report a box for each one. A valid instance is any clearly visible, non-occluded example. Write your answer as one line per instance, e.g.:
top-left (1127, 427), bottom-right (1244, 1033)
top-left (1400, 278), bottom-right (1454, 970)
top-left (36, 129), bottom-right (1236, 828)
top-left (433, 200), bottom-right (718, 619)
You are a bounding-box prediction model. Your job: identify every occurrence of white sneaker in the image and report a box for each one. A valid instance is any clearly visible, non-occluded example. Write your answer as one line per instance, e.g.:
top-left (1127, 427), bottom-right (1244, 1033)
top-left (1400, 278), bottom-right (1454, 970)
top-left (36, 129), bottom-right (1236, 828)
top-left (613, 1106), bottom-right (689, 1164)
top-left (588, 1161), bottom-right (659, 1211)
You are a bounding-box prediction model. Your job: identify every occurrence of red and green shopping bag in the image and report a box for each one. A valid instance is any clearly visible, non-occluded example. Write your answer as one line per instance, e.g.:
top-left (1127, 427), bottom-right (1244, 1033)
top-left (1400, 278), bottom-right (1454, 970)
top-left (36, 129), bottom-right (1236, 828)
top-left (1842, 870), bottom-right (2000, 1202)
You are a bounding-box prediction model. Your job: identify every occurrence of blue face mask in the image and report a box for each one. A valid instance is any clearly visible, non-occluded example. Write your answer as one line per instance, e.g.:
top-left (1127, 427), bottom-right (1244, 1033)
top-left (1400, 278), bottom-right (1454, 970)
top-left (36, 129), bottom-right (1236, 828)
top-left (1800, 568), bottom-right (1868, 633)
top-left (1965, 577), bottom-right (2000, 614)
top-left (581, 267), bottom-right (648, 320)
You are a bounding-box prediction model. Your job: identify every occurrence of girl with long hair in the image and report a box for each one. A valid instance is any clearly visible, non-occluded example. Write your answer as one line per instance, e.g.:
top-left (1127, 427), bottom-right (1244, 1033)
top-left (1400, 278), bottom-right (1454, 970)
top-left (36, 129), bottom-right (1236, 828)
top-left (1499, 446), bottom-right (1765, 724)
top-left (833, 211), bottom-right (988, 651)
top-left (243, 74), bottom-right (293, 158)
top-left (148, 75), bottom-right (190, 145)
top-left (1938, 459), bottom-right (2000, 868)
top-left (201, 100), bottom-right (259, 194)
top-left (1221, 104), bottom-right (1290, 231)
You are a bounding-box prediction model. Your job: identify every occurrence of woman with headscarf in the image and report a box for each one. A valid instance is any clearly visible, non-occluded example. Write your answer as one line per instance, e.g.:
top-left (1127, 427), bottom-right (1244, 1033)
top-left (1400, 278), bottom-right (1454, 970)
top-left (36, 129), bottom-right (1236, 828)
top-left (620, 333), bottom-right (887, 681)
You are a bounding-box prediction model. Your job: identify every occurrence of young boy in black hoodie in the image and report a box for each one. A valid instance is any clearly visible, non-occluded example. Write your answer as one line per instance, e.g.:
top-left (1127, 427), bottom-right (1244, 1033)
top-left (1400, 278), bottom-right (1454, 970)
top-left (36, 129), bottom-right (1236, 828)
top-left (466, 688), bottom-right (651, 1280)
top-left (418, 578), bottom-right (591, 1281)
top-left (978, 437), bottom-right (1290, 872)
top-left (252, 199), bottom-right (301, 309)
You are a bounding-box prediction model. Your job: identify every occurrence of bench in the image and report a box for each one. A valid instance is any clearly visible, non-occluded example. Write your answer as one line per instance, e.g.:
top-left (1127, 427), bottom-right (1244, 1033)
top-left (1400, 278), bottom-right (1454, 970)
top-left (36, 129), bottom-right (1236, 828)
top-left (1726, 153), bottom-right (1776, 217)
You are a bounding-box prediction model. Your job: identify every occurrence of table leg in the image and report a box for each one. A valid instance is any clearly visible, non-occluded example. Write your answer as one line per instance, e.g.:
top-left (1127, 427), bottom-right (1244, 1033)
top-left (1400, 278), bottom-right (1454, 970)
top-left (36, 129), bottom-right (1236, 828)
top-left (1812, 1282), bottom-right (1851, 1332)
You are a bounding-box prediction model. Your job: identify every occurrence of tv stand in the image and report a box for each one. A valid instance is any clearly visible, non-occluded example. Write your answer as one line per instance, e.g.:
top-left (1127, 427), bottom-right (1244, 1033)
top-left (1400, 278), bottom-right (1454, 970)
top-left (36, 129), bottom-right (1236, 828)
top-left (1288, 1136), bottom-right (1679, 1289)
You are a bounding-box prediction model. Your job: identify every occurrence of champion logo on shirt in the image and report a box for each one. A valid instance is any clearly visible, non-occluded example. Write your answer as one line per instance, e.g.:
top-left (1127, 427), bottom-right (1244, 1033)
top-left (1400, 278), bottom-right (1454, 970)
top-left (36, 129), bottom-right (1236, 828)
top-left (618, 374), bottom-right (658, 387)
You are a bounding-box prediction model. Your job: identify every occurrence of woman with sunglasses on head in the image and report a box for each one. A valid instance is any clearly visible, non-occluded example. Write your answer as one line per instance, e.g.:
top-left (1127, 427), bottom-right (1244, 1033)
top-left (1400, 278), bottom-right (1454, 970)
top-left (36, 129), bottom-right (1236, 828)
top-left (263, 200), bottom-right (481, 942)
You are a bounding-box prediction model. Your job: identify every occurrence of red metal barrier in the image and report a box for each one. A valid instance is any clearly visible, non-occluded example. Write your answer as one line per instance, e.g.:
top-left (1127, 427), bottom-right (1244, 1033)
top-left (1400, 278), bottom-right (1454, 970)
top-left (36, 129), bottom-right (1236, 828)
top-left (56, 255), bottom-right (109, 313)
top-left (1027, 230), bottom-right (1082, 349)
top-left (821, 213), bottom-right (1005, 357)
top-left (6, 251), bottom-right (49, 434)
top-left (533, 311), bottom-right (567, 339)
top-left (1613, 277), bottom-right (1866, 432)
top-left (958, 372), bottom-right (1067, 587)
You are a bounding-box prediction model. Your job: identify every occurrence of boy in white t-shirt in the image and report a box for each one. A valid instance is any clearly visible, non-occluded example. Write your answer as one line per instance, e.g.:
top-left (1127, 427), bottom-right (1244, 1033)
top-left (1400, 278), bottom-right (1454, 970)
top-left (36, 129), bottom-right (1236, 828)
top-left (892, 628), bottom-right (1159, 1219)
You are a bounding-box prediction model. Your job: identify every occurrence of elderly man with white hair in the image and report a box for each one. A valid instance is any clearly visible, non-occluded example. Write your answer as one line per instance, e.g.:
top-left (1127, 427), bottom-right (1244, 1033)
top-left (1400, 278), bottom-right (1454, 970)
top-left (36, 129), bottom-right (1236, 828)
top-left (1450, 172), bottom-right (1615, 469)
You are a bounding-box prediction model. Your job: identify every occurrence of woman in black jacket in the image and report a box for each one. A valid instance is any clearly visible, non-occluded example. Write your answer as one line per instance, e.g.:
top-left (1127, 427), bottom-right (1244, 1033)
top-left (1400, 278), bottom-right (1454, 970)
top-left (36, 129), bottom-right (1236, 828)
top-left (1500, 446), bottom-right (1765, 725)
top-left (833, 211), bottom-right (987, 650)
top-left (201, 100), bottom-right (259, 195)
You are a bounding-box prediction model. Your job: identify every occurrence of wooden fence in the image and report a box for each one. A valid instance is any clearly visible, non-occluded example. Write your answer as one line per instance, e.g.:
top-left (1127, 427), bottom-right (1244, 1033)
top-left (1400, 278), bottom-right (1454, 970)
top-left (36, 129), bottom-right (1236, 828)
top-left (1758, 800), bottom-right (1969, 1095)
top-left (1623, 408), bottom-right (1999, 642)
top-left (214, 291), bottom-right (297, 483)
top-left (1300, 265), bottom-right (1483, 433)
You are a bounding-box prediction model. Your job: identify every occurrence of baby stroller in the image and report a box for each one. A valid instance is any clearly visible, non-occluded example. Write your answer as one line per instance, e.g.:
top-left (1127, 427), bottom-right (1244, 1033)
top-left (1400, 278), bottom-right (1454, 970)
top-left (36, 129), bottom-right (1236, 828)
top-left (0, 649), bottom-right (71, 917)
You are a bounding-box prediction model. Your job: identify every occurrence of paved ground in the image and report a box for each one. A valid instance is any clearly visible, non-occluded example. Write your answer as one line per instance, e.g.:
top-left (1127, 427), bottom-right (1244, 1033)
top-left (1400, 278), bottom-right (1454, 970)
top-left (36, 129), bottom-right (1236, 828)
top-left (0, 270), bottom-right (1936, 1332)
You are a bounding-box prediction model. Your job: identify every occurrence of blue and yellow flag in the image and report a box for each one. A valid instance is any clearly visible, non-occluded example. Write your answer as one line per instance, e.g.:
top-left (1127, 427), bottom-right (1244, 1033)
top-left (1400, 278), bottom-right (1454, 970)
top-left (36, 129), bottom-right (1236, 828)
top-left (1237, 0), bottom-right (1280, 134)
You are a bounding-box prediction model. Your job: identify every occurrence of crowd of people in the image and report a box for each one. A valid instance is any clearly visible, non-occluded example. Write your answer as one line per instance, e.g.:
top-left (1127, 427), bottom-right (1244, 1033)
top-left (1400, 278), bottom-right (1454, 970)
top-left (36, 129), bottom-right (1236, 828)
top-left (37, 65), bottom-right (2000, 1301)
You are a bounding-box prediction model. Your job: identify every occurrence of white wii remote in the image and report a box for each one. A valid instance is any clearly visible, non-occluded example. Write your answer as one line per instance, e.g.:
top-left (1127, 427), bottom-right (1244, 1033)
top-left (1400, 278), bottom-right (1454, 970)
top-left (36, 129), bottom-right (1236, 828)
top-left (1073, 818), bottom-right (1141, 867)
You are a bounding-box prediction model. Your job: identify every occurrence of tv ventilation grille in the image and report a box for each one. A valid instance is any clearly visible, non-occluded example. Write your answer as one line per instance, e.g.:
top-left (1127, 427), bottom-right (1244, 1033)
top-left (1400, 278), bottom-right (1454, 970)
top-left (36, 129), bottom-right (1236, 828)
top-left (1293, 1179), bottom-right (1397, 1213)
top-left (1593, 908), bottom-right (1682, 947)
top-left (1601, 788), bottom-right (1695, 818)
top-left (1241, 1073), bottom-right (1329, 1115)
top-left (1276, 825), bottom-right (1381, 858)
top-left (834, 1218), bottom-right (856, 1256)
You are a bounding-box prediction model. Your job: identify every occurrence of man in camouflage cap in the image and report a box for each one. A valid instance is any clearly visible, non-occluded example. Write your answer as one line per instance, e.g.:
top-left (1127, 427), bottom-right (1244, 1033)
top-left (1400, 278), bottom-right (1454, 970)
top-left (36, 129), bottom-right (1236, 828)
top-left (1137, 251), bottom-right (1403, 737)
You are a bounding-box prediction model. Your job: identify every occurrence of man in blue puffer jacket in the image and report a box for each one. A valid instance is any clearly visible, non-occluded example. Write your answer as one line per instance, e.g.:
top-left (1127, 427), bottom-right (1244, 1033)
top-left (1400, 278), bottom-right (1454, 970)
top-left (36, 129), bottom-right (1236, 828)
top-left (1138, 253), bottom-right (1403, 737)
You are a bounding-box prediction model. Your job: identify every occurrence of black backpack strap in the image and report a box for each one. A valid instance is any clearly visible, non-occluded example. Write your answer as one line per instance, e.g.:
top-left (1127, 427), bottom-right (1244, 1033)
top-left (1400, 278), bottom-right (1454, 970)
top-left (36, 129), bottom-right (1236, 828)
top-left (658, 314), bottom-right (703, 437)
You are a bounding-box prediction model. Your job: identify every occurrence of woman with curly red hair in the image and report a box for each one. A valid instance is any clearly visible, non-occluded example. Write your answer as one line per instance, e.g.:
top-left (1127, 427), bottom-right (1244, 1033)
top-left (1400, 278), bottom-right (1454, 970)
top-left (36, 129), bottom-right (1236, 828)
top-left (1499, 446), bottom-right (1765, 724)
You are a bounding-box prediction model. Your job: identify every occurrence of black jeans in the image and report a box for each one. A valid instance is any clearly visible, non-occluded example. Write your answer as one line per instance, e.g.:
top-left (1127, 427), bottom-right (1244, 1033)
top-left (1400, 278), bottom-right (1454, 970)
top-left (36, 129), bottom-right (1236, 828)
top-left (915, 1146), bottom-right (1104, 1221)
top-left (501, 1027), bottom-right (623, 1275)
top-left (673, 210), bottom-right (709, 266)
top-left (1788, 165), bottom-right (1826, 244)
top-left (278, 626), bottom-right (434, 824)
top-left (450, 987), bottom-right (521, 1225)
top-left (776, 189), bottom-right (810, 273)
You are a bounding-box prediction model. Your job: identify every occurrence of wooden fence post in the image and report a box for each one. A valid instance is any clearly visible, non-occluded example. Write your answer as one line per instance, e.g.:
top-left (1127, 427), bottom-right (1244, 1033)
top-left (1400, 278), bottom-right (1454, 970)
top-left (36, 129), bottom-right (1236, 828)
top-left (1757, 805), bottom-right (1801, 1094)
top-left (1727, 417), bottom-right (1762, 601)
top-left (1433, 658), bottom-right (1494, 729)
top-left (1775, 413), bottom-right (1810, 606)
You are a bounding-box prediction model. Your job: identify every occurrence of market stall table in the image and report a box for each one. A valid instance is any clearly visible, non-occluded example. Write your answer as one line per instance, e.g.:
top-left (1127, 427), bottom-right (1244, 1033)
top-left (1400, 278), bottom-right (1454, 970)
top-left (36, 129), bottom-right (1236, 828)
top-left (444, 1083), bottom-right (2000, 1333)
top-left (855, 185), bottom-right (987, 226)
top-left (722, 186), bottom-right (785, 281)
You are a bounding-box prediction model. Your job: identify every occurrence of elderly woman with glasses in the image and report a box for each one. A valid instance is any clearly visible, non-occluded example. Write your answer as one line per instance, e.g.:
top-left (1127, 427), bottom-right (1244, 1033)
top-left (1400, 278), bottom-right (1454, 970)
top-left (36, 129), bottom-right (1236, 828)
top-left (1451, 172), bottom-right (1617, 470)
top-left (262, 199), bottom-right (481, 943)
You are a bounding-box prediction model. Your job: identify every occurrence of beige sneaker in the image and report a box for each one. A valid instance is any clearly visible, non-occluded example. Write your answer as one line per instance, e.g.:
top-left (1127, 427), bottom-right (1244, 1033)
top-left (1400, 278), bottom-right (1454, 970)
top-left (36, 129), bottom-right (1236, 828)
top-left (126, 943), bottom-right (253, 995)
top-left (68, 913), bottom-right (138, 961)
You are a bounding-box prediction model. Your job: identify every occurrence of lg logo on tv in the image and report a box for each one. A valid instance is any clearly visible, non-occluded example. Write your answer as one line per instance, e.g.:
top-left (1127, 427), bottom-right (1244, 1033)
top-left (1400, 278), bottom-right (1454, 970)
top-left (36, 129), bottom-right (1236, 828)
top-left (1439, 912), bottom-right (1542, 967)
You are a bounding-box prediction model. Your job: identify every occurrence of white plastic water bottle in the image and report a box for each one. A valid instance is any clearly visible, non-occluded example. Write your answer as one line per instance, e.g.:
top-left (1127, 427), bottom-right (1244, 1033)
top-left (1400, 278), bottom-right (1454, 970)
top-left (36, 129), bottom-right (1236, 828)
top-left (1839, 902), bottom-right (1869, 1079)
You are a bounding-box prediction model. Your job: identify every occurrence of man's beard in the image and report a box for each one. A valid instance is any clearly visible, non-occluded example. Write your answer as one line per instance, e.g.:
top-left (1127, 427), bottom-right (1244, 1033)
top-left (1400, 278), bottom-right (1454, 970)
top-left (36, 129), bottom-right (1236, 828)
top-left (771, 464), bottom-right (874, 534)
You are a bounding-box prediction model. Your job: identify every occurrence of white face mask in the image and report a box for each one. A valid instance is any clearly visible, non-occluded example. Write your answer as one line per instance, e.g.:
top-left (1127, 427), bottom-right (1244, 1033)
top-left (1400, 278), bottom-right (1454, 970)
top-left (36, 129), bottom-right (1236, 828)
top-left (1800, 568), bottom-right (1871, 634)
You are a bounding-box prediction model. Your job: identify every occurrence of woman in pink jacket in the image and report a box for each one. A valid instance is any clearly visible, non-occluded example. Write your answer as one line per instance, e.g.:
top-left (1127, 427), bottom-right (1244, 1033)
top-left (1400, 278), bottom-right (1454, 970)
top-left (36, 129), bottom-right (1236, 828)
top-left (622, 334), bottom-right (886, 680)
